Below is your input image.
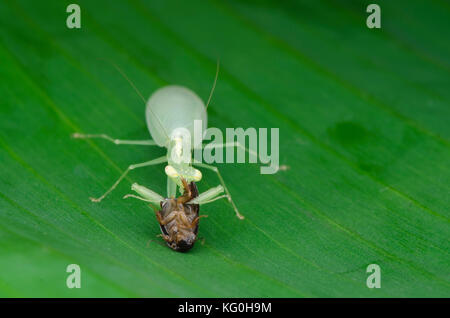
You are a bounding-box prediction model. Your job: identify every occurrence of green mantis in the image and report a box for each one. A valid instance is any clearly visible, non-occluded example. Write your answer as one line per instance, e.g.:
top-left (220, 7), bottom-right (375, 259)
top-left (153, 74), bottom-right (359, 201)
top-left (72, 62), bottom-right (250, 219)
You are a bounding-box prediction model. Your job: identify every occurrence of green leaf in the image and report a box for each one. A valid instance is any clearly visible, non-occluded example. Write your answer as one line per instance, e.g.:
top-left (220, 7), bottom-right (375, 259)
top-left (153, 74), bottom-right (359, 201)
top-left (0, 0), bottom-right (448, 297)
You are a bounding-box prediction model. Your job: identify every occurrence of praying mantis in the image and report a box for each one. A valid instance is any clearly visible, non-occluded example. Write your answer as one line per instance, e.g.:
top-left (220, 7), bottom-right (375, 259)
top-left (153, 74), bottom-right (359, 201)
top-left (72, 62), bottom-right (258, 228)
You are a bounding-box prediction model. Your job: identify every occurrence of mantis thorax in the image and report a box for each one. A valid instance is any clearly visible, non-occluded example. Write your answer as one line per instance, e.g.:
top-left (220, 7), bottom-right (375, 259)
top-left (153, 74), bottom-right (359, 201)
top-left (165, 137), bottom-right (202, 188)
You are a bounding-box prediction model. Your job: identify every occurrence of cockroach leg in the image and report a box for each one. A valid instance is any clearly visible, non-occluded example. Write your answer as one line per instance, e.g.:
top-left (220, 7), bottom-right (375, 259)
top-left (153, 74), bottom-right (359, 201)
top-left (189, 215), bottom-right (208, 229)
top-left (176, 178), bottom-right (192, 204)
top-left (155, 210), bottom-right (164, 224)
top-left (156, 233), bottom-right (171, 242)
top-left (158, 210), bottom-right (178, 226)
top-left (146, 237), bottom-right (167, 248)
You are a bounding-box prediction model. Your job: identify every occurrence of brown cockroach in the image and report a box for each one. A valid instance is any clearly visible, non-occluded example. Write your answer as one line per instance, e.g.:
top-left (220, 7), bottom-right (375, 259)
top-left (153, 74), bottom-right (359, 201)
top-left (155, 179), bottom-right (206, 252)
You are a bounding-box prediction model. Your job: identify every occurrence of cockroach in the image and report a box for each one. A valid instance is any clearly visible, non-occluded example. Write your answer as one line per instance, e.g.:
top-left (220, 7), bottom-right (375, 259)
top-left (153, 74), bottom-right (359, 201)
top-left (155, 179), bottom-right (205, 252)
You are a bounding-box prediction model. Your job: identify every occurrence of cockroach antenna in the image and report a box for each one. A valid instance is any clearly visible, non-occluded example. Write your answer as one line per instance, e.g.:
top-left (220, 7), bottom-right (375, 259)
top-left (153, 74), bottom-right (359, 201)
top-left (206, 59), bottom-right (220, 110)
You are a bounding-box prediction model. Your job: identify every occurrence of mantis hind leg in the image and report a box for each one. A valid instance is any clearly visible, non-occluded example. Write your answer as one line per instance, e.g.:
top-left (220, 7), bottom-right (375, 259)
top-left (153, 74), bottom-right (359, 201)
top-left (72, 133), bottom-right (157, 146)
top-left (191, 162), bottom-right (244, 220)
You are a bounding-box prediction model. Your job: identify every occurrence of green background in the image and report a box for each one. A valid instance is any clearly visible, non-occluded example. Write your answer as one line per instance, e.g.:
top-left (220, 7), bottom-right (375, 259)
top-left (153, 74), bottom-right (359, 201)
top-left (0, 0), bottom-right (449, 297)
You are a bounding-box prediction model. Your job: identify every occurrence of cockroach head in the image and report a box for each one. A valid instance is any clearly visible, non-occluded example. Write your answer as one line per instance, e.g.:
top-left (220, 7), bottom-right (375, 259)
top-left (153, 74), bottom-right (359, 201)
top-left (174, 234), bottom-right (196, 252)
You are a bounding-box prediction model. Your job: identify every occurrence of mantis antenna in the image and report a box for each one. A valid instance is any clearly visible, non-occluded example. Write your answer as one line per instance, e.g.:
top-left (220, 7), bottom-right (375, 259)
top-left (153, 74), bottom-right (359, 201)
top-left (97, 57), bottom-right (170, 142)
top-left (206, 59), bottom-right (220, 110)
